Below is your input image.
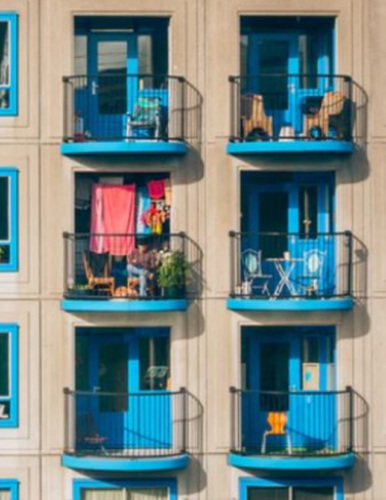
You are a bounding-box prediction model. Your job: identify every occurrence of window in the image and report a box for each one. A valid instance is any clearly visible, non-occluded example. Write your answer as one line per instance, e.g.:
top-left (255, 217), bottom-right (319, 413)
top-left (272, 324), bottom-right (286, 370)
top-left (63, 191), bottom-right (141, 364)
top-left (74, 480), bottom-right (176, 500)
top-left (0, 480), bottom-right (19, 500)
top-left (0, 324), bottom-right (18, 427)
top-left (241, 478), bottom-right (342, 500)
top-left (0, 14), bottom-right (18, 115)
top-left (248, 486), bottom-right (334, 500)
top-left (0, 169), bottom-right (18, 271)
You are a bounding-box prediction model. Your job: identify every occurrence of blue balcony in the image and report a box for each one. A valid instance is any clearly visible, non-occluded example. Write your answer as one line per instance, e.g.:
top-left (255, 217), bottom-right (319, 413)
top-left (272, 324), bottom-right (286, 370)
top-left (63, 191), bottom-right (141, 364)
top-left (61, 232), bottom-right (197, 313)
top-left (227, 74), bottom-right (355, 155)
top-left (62, 388), bottom-right (190, 472)
top-left (229, 387), bottom-right (356, 471)
top-left (227, 231), bottom-right (354, 312)
top-left (61, 74), bottom-right (189, 156)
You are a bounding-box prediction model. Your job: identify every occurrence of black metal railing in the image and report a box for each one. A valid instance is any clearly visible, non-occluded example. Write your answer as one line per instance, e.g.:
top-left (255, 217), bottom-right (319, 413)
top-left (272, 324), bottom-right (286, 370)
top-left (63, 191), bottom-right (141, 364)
top-left (230, 387), bottom-right (354, 457)
top-left (63, 232), bottom-right (196, 300)
top-left (229, 231), bottom-right (353, 299)
top-left (63, 74), bottom-right (188, 142)
top-left (229, 74), bottom-right (355, 143)
top-left (64, 388), bottom-right (188, 457)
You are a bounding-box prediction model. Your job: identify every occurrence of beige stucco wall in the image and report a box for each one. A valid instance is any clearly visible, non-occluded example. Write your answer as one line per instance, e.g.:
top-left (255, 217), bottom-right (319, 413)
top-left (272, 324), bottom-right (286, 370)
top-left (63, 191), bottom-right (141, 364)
top-left (1, 0), bottom-right (386, 499)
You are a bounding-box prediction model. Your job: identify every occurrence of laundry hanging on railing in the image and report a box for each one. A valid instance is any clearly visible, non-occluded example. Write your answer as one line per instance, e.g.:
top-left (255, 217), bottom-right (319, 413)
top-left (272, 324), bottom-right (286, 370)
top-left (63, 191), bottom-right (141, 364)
top-left (136, 186), bottom-right (151, 234)
top-left (90, 184), bottom-right (136, 255)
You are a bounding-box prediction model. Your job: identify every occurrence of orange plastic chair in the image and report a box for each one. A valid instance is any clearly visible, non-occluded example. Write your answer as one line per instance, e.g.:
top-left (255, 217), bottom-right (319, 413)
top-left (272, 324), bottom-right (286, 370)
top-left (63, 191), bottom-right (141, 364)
top-left (261, 411), bottom-right (292, 454)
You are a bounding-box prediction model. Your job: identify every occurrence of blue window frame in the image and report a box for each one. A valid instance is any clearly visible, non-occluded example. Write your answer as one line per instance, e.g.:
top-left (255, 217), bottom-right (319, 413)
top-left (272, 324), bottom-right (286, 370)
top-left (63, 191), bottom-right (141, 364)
top-left (73, 479), bottom-right (177, 500)
top-left (0, 480), bottom-right (19, 499)
top-left (240, 477), bottom-right (343, 500)
top-left (0, 168), bottom-right (18, 272)
top-left (0, 324), bottom-right (18, 428)
top-left (0, 13), bottom-right (18, 116)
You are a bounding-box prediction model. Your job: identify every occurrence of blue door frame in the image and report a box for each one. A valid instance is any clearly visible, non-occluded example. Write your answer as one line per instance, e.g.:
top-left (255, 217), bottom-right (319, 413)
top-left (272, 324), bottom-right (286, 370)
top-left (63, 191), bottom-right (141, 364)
top-left (79, 329), bottom-right (171, 451)
top-left (247, 31), bottom-right (334, 135)
top-left (243, 327), bottom-right (336, 453)
top-left (244, 173), bottom-right (336, 296)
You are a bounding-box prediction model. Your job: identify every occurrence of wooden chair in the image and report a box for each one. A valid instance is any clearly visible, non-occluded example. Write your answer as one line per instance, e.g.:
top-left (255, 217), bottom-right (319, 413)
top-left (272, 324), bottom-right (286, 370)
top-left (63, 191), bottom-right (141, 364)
top-left (261, 411), bottom-right (292, 454)
top-left (82, 251), bottom-right (115, 296)
top-left (241, 94), bottom-right (273, 139)
top-left (304, 91), bottom-right (347, 138)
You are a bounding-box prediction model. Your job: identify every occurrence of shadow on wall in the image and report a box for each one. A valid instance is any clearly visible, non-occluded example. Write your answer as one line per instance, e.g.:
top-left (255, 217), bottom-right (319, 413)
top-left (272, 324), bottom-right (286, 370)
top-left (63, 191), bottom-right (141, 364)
top-left (185, 81), bottom-right (203, 150)
top-left (345, 389), bottom-right (372, 494)
top-left (351, 234), bottom-right (370, 337)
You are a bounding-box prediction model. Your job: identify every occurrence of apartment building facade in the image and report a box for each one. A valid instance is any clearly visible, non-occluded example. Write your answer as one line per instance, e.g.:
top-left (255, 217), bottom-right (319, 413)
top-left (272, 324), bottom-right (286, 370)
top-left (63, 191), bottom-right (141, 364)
top-left (0, 0), bottom-right (379, 499)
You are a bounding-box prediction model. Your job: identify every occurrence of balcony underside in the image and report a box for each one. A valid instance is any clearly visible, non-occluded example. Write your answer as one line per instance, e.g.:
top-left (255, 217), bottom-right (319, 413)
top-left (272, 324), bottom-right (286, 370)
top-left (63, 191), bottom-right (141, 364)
top-left (62, 453), bottom-right (190, 472)
top-left (60, 141), bottom-right (188, 156)
top-left (61, 298), bottom-right (189, 313)
top-left (228, 452), bottom-right (356, 471)
top-left (227, 297), bottom-right (354, 311)
top-left (227, 140), bottom-right (354, 155)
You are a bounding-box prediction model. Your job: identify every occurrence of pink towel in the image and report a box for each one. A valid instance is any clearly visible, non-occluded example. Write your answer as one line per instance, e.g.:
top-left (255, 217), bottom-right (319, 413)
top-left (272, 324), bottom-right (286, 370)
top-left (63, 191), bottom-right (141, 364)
top-left (147, 179), bottom-right (165, 199)
top-left (90, 185), bottom-right (105, 253)
top-left (89, 184), bottom-right (136, 256)
top-left (103, 185), bottom-right (136, 256)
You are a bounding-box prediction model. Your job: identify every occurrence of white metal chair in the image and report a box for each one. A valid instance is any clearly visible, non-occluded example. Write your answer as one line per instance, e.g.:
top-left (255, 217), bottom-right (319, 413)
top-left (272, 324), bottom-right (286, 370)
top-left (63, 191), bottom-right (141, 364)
top-left (241, 249), bottom-right (272, 296)
top-left (297, 249), bottom-right (327, 296)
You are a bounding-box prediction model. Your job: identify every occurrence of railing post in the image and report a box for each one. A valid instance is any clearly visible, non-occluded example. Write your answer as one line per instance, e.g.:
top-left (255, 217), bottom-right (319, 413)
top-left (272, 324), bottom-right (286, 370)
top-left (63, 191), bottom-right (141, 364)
top-left (229, 76), bottom-right (234, 141)
top-left (229, 231), bottom-right (236, 297)
top-left (63, 388), bottom-right (72, 454)
top-left (345, 231), bottom-right (353, 297)
top-left (230, 386), bottom-right (236, 452)
top-left (179, 77), bottom-right (186, 141)
top-left (347, 385), bottom-right (354, 452)
top-left (180, 387), bottom-right (187, 453)
top-left (345, 76), bottom-right (354, 142)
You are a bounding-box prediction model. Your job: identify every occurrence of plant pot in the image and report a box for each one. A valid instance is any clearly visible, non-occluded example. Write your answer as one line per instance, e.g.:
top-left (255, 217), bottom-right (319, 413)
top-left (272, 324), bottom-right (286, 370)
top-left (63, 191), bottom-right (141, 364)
top-left (69, 288), bottom-right (91, 298)
top-left (162, 285), bottom-right (185, 299)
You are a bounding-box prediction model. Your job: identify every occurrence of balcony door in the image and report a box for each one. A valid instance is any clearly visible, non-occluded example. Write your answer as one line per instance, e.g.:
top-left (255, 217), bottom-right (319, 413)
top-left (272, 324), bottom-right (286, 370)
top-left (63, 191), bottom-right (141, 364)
top-left (247, 32), bottom-right (333, 135)
top-left (244, 173), bottom-right (335, 297)
top-left (87, 33), bottom-right (138, 139)
top-left (243, 329), bottom-right (336, 454)
top-left (76, 330), bottom-right (171, 451)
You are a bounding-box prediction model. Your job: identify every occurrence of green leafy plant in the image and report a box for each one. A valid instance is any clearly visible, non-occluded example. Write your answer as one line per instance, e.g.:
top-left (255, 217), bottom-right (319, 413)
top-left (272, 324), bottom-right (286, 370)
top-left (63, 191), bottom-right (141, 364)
top-left (157, 251), bottom-right (189, 296)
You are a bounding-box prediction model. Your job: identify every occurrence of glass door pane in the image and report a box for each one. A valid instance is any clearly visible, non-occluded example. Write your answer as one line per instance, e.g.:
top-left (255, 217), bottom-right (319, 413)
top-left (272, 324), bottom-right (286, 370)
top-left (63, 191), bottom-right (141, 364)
top-left (260, 341), bottom-right (289, 411)
top-left (0, 176), bottom-right (9, 241)
top-left (129, 488), bottom-right (168, 500)
top-left (258, 40), bottom-right (289, 110)
top-left (82, 490), bottom-right (123, 500)
top-left (293, 487), bottom-right (334, 500)
top-left (248, 487), bottom-right (288, 500)
top-left (97, 40), bottom-right (127, 114)
top-left (0, 333), bottom-right (9, 397)
top-left (259, 191), bottom-right (288, 258)
top-left (99, 342), bottom-right (128, 412)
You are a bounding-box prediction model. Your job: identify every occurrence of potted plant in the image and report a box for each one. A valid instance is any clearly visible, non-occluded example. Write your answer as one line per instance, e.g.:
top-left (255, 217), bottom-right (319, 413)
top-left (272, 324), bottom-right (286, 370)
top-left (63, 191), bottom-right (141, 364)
top-left (157, 250), bottom-right (188, 299)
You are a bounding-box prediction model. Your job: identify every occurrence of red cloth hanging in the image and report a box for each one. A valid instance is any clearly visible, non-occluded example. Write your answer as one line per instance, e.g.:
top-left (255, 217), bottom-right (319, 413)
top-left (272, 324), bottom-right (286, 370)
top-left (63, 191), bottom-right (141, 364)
top-left (147, 179), bottom-right (165, 199)
top-left (90, 184), bottom-right (136, 256)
